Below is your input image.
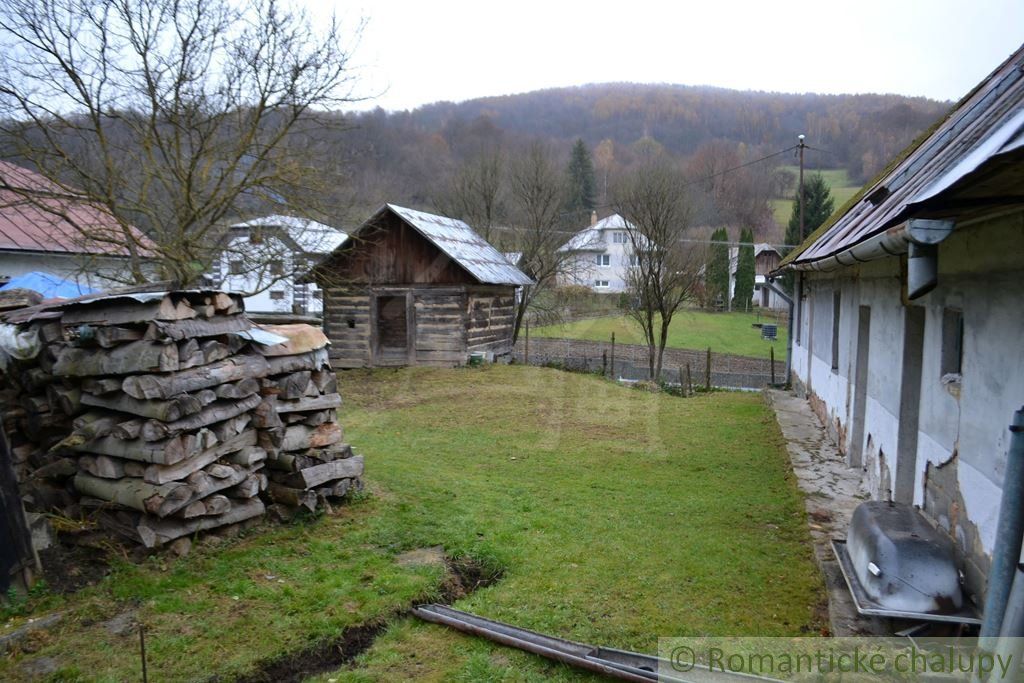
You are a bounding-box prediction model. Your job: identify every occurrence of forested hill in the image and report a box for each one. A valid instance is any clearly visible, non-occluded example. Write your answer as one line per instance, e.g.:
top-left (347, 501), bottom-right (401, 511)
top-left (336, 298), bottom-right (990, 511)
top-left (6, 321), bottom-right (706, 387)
top-left (336, 83), bottom-right (949, 214)
top-left (412, 83), bottom-right (946, 178)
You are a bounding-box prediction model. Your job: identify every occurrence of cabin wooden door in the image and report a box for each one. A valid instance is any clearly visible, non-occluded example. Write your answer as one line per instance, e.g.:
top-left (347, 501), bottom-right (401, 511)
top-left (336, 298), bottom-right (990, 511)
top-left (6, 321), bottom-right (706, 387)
top-left (373, 293), bottom-right (413, 366)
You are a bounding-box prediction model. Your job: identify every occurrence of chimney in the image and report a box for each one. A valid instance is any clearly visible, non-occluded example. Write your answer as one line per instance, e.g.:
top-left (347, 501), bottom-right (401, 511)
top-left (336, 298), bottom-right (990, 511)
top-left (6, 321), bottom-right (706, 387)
top-left (590, 210), bottom-right (598, 226)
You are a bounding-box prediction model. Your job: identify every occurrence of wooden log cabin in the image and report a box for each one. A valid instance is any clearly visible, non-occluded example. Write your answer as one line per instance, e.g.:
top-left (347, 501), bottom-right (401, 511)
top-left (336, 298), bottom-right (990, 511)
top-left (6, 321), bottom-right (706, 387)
top-left (308, 204), bottom-right (533, 368)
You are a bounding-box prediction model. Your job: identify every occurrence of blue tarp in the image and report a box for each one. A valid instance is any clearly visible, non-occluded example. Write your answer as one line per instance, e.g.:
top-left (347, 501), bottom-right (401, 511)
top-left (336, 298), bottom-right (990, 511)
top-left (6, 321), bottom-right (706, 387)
top-left (0, 271), bottom-right (98, 299)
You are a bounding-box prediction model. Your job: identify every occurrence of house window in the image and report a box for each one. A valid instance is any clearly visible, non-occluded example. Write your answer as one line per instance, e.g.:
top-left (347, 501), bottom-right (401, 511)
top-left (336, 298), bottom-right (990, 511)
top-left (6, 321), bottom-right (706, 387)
top-left (270, 259), bottom-right (285, 276)
top-left (941, 308), bottom-right (964, 377)
top-left (597, 253), bottom-right (611, 267)
top-left (629, 254), bottom-right (638, 266)
top-left (594, 280), bottom-right (609, 288)
top-left (269, 290), bottom-right (285, 301)
top-left (312, 289), bottom-right (323, 300)
top-left (831, 290), bottom-right (841, 371)
top-left (229, 259), bottom-right (245, 275)
top-left (613, 232), bottom-right (627, 244)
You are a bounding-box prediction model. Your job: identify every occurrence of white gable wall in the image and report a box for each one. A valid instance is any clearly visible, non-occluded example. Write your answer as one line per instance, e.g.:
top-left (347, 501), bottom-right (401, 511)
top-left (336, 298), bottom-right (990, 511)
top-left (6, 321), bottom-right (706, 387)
top-left (211, 233), bottom-right (324, 315)
top-left (560, 229), bottom-right (634, 292)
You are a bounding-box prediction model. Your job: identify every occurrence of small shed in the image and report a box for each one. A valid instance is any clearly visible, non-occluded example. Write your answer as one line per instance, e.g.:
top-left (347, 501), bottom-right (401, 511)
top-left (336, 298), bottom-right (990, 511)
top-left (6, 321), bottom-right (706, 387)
top-left (310, 204), bottom-right (533, 368)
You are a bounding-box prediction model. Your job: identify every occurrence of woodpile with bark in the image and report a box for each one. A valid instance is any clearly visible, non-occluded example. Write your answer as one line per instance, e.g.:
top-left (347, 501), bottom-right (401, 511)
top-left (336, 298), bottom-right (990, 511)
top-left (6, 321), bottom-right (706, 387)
top-left (0, 290), bottom-right (363, 549)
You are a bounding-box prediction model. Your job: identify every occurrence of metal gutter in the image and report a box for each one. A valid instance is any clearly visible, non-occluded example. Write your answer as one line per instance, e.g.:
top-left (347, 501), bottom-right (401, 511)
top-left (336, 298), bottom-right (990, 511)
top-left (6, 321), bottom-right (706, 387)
top-left (412, 604), bottom-right (774, 683)
top-left (785, 218), bottom-right (955, 283)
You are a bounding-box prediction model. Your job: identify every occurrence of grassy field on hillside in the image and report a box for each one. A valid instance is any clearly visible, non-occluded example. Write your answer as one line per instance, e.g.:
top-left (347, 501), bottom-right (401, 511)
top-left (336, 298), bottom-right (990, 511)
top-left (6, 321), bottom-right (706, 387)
top-left (532, 310), bottom-right (787, 359)
top-left (1, 366), bottom-right (822, 682)
top-left (772, 167), bottom-right (861, 229)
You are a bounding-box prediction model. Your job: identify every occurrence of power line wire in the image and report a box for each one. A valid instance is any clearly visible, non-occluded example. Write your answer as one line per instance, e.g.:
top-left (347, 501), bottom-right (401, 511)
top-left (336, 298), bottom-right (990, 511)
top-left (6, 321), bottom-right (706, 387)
top-left (553, 143), bottom-right (800, 220)
top-left (679, 145), bottom-right (798, 189)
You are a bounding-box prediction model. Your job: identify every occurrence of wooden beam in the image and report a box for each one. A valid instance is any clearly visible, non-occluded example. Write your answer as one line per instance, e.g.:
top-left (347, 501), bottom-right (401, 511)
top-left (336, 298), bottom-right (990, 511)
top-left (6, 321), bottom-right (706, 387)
top-left (143, 430), bottom-right (257, 485)
top-left (54, 341), bottom-right (179, 377)
top-left (276, 455), bottom-right (363, 489)
top-left (122, 354), bottom-right (269, 400)
top-left (140, 394), bottom-right (261, 441)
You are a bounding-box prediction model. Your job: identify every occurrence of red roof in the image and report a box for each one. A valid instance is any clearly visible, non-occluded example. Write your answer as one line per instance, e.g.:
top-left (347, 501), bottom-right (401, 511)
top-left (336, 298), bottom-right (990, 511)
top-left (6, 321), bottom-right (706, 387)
top-left (0, 161), bottom-right (154, 257)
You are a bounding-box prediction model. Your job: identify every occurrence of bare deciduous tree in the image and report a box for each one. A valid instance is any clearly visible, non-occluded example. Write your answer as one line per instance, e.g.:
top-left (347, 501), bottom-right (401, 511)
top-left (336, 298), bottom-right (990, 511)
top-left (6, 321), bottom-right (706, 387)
top-left (433, 146), bottom-right (505, 244)
top-left (614, 159), bottom-right (704, 379)
top-left (506, 142), bottom-right (573, 343)
top-left (0, 0), bottom-right (362, 285)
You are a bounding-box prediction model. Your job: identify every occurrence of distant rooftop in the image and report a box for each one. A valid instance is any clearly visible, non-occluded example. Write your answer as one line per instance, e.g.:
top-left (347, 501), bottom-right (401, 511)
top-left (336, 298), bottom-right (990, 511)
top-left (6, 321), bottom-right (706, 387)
top-left (559, 213), bottom-right (632, 252)
top-left (0, 161), bottom-right (153, 257)
top-left (231, 214), bottom-right (348, 254)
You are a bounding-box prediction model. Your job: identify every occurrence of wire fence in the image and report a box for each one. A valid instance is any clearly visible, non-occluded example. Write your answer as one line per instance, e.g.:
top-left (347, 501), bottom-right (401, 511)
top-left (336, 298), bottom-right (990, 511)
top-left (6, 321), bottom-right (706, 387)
top-left (513, 338), bottom-right (785, 390)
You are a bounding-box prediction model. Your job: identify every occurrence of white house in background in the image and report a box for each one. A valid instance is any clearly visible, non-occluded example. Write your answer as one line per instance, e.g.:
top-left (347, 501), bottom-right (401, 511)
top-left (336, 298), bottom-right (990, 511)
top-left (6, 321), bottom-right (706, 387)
top-left (557, 212), bottom-right (635, 292)
top-left (209, 215), bottom-right (347, 315)
top-left (775, 46), bottom-right (1024, 603)
top-left (0, 161), bottom-right (155, 291)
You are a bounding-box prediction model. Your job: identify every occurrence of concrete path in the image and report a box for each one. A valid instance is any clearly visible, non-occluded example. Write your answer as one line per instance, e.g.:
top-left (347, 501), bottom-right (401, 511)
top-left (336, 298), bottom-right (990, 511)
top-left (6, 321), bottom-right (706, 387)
top-left (766, 389), bottom-right (889, 636)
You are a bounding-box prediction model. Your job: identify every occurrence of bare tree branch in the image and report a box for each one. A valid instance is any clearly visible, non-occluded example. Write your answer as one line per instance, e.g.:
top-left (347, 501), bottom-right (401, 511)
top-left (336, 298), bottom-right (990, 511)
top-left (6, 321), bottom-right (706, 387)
top-left (505, 142), bottom-right (575, 343)
top-left (0, 0), bottom-right (363, 286)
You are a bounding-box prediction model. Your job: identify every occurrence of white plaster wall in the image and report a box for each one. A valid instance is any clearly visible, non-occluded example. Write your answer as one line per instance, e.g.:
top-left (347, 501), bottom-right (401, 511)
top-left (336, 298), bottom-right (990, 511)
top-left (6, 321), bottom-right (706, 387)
top-left (210, 234), bottom-right (324, 315)
top-left (561, 228), bottom-right (633, 292)
top-left (789, 211), bottom-right (1024, 563)
top-left (0, 251), bottom-right (140, 292)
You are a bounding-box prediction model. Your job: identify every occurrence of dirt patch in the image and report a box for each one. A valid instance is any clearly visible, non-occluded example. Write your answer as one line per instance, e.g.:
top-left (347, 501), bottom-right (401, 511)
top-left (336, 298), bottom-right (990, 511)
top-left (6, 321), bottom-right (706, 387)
top-left (435, 556), bottom-right (503, 604)
top-left (229, 621), bottom-right (387, 683)
top-left (224, 554), bottom-right (503, 683)
top-left (37, 534), bottom-right (116, 594)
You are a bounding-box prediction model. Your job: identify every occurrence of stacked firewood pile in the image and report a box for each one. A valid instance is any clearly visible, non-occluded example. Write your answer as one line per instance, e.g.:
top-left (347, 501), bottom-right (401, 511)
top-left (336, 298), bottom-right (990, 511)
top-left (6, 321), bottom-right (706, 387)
top-left (248, 324), bottom-right (364, 518)
top-left (0, 290), bottom-right (363, 549)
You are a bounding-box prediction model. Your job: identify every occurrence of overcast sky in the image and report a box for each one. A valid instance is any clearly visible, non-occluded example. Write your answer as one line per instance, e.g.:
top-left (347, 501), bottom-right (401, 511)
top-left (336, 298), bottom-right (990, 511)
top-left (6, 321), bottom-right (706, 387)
top-left (328, 0), bottom-right (1023, 111)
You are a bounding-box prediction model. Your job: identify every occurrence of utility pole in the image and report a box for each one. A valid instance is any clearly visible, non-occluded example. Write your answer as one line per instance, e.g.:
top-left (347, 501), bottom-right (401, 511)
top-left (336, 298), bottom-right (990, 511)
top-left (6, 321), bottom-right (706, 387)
top-left (798, 134), bottom-right (806, 241)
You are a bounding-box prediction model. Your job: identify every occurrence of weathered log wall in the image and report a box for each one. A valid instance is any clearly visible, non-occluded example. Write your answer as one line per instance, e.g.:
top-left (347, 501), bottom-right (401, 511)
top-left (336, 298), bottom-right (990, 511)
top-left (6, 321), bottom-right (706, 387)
top-left (321, 284), bottom-right (516, 368)
top-left (465, 286), bottom-right (517, 360)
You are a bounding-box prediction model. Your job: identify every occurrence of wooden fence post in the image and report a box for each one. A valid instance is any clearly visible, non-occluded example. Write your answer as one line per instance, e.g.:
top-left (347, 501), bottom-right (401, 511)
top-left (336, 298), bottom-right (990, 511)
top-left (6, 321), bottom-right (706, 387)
top-left (705, 347), bottom-right (712, 391)
top-left (686, 363), bottom-right (692, 396)
top-left (770, 345), bottom-right (776, 386)
top-left (610, 332), bottom-right (616, 378)
top-left (603, 350), bottom-right (608, 377)
top-left (525, 320), bottom-right (529, 365)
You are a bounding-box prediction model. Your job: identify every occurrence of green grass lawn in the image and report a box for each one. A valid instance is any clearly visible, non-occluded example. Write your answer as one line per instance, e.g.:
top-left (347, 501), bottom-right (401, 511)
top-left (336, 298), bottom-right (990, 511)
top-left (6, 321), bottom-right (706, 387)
top-left (532, 310), bottom-right (787, 359)
top-left (1, 366), bottom-right (823, 682)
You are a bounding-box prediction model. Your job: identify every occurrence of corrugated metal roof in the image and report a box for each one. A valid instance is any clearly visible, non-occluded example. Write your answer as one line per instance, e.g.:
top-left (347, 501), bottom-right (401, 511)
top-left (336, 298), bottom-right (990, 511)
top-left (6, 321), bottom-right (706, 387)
top-left (380, 204), bottom-right (533, 286)
top-left (231, 214), bottom-right (347, 254)
top-left (780, 44), bottom-right (1024, 269)
top-left (0, 161), bottom-right (154, 257)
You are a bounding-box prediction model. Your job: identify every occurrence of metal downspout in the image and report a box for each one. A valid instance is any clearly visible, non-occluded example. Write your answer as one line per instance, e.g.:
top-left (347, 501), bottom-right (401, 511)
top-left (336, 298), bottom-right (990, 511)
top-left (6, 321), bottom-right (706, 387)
top-left (999, 564), bottom-right (1024, 636)
top-left (787, 274), bottom-right (799, 385)
top-left (980, 407), bottom-right (1024, 638)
